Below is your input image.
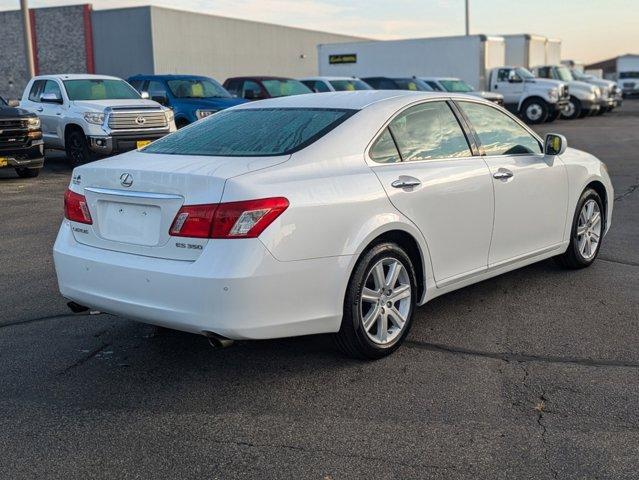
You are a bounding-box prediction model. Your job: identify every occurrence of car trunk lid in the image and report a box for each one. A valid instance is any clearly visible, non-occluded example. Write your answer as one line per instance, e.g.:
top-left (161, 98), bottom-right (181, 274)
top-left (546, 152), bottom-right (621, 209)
top-left (69, 150), bottom-right (289, 260)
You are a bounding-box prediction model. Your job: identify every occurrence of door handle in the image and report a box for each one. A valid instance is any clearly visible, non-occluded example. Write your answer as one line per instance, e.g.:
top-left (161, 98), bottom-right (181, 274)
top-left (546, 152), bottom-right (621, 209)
top-left (37, 107), bottom-right (43, 112)
top-left (493, 169), bottom-right (514, 180)
top-left (391, 176), bottom-right (421, 189)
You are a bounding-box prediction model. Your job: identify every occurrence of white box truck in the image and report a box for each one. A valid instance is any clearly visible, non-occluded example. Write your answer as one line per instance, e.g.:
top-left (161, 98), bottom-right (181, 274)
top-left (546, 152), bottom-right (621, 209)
top-left (545, 38), bottom-right (562, 65)
top-left (503, 34), bottom-right (547, 69)
top-left (318, 34), bottom-right (505, 93)
top-left (617, 55), bottom-right (639, 96)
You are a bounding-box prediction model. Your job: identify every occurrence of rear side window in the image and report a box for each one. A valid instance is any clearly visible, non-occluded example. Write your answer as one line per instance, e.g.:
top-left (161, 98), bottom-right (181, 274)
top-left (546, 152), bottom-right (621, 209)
top-left (370, 129), bottom-right (400, 164)
top-left (459, 101), bottom-right (542, 155)
top-left (385, 101), bottom-right (471, 162)
top-left (143, 108), bottom-right (356, 157)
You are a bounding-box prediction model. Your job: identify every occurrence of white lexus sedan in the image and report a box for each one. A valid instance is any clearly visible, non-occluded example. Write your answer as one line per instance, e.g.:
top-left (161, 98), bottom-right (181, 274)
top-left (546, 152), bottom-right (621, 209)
top-left (54, 91), bottom-right (613, 359)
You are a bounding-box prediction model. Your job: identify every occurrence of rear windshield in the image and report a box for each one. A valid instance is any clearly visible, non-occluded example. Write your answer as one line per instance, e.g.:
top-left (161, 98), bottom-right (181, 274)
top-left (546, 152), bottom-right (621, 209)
top-left (63, 79), bottom-right (141, 101)
top-left (143, 108), bottom-right (356, 157)
top-left (329, 79), bottom-right (372, 91)
top-left (262, 79), bottom-right (312, 97)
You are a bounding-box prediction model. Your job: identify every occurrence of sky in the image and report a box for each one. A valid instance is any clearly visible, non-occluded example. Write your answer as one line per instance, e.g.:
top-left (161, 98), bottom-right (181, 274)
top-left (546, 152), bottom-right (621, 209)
top-left (1, 0), bottom-right (637, 63)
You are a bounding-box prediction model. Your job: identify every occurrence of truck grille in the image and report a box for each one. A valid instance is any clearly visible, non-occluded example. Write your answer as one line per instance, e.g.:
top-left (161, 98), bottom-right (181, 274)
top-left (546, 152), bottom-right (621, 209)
top-left (0, 118), bottom-right (29, 149)
top-left (559, 85), bottom-right (569, 99)
top-left (107, 110), bottom-right (168, 130)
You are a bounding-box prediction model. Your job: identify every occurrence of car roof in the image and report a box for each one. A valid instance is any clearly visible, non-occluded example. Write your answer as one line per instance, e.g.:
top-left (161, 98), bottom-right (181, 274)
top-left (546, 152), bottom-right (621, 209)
top-left (299, 76), bottom-right (364, 81)
top-left (420, 77), bottom-right (461, 81)
top-left (32, 74), bottom-right (123, 81)
top-left (225, 76), bottom-right (298, 82)
top-left (233, 90), bottom-right (456, 111)
top-left (129, 74), bottom-right (214, 80)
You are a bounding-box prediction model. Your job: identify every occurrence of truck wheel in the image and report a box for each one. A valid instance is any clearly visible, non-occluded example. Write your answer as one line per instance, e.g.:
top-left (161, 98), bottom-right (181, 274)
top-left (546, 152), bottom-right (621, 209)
top-left (521, 98), bottom-right (548, 124)
top-left (546, 110), bottom-right (560, 122)
top-left (176, 118), bottom-right (190, 129)
top-left (15, 167), bottom-right (40, 178)
top-left (561, 96), bottom-right (582, 120)
top-left (65, 130), bottom-right (93, 166)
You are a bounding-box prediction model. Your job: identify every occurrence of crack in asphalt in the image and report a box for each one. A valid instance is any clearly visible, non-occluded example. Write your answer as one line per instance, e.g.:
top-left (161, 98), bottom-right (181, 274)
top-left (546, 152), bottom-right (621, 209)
top-left (599, 256), bottom-right (639, 268)
top-left (535, 392), bottom-right (559, 480)
top-left (614, 177), bottom-right (639, 201)
top-left (405, 340), bottom-right (639, 369)
top-left (0, 311), bottom-right (104, 330)
top-left (222, 439), bottom-right (458, 471)
top-left (60, 342), bottom-right (112, 374)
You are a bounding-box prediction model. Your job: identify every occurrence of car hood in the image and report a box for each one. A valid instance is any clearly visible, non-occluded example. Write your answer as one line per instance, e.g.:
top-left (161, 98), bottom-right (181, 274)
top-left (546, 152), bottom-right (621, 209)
top-left (527, 78), bottom-right (566, 89)
top-left (174, 97), bottom-right (247, 109)
top-left (468, 91), bottom-right (503, 100)
top-left (0, 106), bottom-right (35, 118)
top-left (566, 80), bottom-right (596, 93)
top-left (71, 99), bottom-right (164, 110)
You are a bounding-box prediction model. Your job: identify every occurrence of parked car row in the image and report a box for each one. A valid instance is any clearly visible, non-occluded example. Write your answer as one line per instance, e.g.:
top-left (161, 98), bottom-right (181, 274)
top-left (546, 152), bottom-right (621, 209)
top-left (4, 61), bottom-right (624, 176)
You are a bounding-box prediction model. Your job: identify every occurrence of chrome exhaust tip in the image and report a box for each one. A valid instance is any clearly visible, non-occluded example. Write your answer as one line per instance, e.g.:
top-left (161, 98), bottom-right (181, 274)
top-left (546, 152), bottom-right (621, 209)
top-left (204, 331), bottom-right (234, 349)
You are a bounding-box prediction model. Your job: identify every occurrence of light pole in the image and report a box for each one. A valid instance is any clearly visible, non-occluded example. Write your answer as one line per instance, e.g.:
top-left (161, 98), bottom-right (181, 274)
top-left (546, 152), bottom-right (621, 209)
top-left (465, 0), bottom-right (470, 35)
top-left (21, 0), bottom-right (36, 78)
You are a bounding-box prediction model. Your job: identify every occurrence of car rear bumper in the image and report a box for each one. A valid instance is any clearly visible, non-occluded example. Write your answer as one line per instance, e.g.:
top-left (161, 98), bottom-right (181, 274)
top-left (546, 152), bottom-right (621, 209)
top-left (53, 221), bottom-right (350, 339)
top-left (0, 141), bottom-right (44, 169)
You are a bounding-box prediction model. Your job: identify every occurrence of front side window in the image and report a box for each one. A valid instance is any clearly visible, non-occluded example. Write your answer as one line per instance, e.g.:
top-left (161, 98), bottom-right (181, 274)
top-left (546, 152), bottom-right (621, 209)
top-left (128, 79), bottom-right (145, 92)
top-left (393, 79), bottom-right (433, 91)
top-left (42, 80), bottom-right (62, 99)
top-left (555, 67), bottom-right (574, 82)
top-left (167, 78), bottom-right (231, 99)
top-left (143, 108), bottom-right (355, 157)
top-left (383, 101), bottom-right (471, 162)
top-left (241, 80), bottom-right (262, 98)
top-left (262, 79), bottom-right (312, 97)
top-left (147, 80), bottom-right (168, 96)
top-left (329, 79), bottom-right (372, 91)
top-left (63, 79), bottom-right (141, 101)
top-left (28, 80), bottom-right (45, 102)
top-left (459, 101), bottom-right (542, 156)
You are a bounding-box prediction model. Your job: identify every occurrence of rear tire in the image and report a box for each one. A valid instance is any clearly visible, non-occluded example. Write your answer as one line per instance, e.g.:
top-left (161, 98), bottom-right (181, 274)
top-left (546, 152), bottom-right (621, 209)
top-left (521, 98), bottom-right (548, 124)
top-left (335, 242), bottom-right (417, 359)
top-left (65, 129), bottom-right (93, 166)
top-left (555, 188), bottom-right (604, 269)
top-left (561, 96), bottom-right (582, 120)
top-left (15, 167), bottom-right (40, 178)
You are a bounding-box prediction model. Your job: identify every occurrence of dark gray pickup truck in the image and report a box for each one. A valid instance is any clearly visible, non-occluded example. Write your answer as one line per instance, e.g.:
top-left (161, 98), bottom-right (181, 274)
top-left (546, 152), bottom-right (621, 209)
top-left (0, 96), bottom-right (44, 178)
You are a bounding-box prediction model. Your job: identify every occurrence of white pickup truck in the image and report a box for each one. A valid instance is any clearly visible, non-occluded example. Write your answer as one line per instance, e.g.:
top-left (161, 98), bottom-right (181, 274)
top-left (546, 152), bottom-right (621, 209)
top-left (20, 74), bottom-right (176, 164)
top-left (487, 67), bottom-right (569, 124)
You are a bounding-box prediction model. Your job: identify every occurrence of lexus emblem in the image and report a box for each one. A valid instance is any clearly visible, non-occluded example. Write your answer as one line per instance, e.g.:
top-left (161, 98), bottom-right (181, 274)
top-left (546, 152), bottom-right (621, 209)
top-left (135, 115), bottom-right (146, 125)
top-left (120, 173), bottom-right (133, 188)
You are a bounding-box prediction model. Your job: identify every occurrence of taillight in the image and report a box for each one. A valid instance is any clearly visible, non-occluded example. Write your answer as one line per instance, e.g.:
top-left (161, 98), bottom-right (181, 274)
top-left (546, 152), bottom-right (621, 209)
top-left (64, 189), bottom-right (92, 224)
top-left (169, 197), bottom-right (289, 239)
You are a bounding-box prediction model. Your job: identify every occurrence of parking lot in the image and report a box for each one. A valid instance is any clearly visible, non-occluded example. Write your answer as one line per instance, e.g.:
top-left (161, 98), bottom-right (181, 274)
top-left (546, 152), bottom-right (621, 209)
top-left (1, 100), bottom-right (638, 479)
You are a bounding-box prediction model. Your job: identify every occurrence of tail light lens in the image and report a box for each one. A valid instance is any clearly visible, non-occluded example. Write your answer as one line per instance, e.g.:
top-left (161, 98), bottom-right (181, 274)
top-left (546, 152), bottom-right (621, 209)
top-left (64, 189), bottom-right (92, 224)
top-left (169, 197), bottom-right (289, 239)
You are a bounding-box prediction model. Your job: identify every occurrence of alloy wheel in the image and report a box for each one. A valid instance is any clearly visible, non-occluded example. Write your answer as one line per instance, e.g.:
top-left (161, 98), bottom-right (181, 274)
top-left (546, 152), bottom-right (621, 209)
top-left (359, 257), bottom-right (412, 345)
top-left (526, 103), bottom-right (543, 122)
top-left (576, 199), bottom-right (602, 260)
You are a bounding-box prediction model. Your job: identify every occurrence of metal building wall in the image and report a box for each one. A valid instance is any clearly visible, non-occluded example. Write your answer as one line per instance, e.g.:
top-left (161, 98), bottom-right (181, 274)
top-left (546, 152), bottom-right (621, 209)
top-left (0, 5), bottom-right (89, 100)
top-left (92, 7), bottom-right (155, 80)
top-left (148, 6), bottom-right (365, 81)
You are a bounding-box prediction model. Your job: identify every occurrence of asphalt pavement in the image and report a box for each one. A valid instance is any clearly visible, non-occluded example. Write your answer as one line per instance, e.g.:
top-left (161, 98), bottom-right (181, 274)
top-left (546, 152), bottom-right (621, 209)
top-left (1, 101), bottom-right (638, 479)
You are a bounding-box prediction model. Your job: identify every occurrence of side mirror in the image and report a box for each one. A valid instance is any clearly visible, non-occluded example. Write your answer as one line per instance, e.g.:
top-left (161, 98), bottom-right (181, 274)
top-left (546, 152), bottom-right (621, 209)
top-left (508, 74), bottom-right (522, 83)
top-left (140, 91), bottom-right (150, 99)
top-left (151, 94), bottom-right (167, 106)
top-left (40, 92), bottom-right (63, 104)
top-left (545, 133), bottom-right (567, 155)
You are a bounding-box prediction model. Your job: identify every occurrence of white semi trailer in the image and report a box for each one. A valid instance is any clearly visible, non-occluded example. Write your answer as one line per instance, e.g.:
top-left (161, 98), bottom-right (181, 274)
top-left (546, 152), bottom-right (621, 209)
top-left (503, 34), bottom-right (547, 68)
top-left (318, 34), bottom-right (505, 92)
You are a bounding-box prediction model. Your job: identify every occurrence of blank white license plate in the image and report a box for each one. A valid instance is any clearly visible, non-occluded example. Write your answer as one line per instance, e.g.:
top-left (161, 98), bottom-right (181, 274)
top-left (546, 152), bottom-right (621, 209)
top-left (98, 201), bottom-right (162, 246)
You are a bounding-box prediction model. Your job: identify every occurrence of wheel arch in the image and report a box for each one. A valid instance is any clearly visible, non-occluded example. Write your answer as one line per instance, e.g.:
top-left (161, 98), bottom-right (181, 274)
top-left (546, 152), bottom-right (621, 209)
top-left (63, 123), bottom-right (85, 148)
top-left (584, 179), bottom-right (609, 230)
top-left (518, 95), bottom-right (548, 112)
top-left (350, 224), bottom-right (433, 304)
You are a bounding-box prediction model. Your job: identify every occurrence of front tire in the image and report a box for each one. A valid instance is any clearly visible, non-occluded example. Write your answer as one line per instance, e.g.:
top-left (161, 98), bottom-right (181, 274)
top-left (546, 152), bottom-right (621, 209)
top-left (15, 167), bottom-right (40, 178)
top-left (555, 188), bottom-right (604, 269)
top-left (65, 130), bottom-right (93, 166)
top-left (561, 96), bottom-right (582, 120)
top-left (521, 98), bottom-right (548, 124)
top-left (335, 242), bottom-right (417, 359)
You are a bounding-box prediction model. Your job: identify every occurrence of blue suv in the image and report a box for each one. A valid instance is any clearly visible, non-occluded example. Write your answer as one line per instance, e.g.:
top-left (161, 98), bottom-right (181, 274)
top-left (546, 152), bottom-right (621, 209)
top-left (128, 75), bottom-right (247, 128)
